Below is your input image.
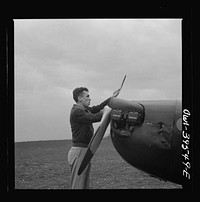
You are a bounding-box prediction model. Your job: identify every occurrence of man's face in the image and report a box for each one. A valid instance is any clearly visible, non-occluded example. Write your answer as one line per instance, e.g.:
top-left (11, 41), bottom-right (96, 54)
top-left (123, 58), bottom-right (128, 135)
top-left (79, 91), bottom-right (91, 108)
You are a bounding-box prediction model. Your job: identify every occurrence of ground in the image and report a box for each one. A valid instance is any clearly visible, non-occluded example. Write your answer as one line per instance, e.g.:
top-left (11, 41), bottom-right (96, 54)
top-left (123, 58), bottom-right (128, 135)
top-left (15, 136), bottom-right (182, 189)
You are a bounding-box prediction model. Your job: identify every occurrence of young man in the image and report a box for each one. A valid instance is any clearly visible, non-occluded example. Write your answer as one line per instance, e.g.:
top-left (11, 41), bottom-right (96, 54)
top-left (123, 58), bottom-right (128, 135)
top-left (68, 87), bottom-right (119, 189)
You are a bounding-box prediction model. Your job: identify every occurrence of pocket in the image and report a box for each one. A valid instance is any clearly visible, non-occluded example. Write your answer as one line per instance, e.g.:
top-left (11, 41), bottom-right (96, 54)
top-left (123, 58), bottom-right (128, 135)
top-left (68, 147), bottom-right (81, 166)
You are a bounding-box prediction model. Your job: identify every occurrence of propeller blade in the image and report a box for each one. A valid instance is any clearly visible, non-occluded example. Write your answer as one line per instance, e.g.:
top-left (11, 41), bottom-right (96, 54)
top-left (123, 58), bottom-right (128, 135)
top-left (120, 75), bottom-right (126, 90)
top-left (113, 75), bottom-right (127, 97)
top-left (78, 107), bottom-right (111, 175)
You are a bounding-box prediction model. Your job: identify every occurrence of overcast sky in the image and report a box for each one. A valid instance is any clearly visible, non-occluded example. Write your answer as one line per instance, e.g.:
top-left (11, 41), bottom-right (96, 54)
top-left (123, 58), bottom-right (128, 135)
top-left (14, 19), bottom-right (182, 142)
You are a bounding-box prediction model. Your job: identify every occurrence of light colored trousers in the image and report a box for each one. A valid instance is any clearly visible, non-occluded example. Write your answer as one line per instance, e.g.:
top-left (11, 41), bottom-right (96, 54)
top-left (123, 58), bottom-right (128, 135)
top-left (68, 147), bottom-right (91, 189)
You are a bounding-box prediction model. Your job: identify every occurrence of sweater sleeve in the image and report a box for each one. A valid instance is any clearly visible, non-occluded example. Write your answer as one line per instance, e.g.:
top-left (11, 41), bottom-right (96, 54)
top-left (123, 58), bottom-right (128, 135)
top-left (89, 98), bottom-right (110, 114)
top-left (74, 108), bottom-right (103, 124)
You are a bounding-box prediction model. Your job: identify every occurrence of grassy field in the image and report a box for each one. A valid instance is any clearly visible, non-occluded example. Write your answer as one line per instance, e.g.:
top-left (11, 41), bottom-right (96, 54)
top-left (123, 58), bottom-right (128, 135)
top-left (15, 136), bottom-right (182, 189)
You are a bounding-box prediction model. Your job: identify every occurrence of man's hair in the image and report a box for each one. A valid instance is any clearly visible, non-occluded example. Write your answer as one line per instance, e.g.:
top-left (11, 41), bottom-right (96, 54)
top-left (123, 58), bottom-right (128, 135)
top-left (72, 87), bottom-right (89, 103)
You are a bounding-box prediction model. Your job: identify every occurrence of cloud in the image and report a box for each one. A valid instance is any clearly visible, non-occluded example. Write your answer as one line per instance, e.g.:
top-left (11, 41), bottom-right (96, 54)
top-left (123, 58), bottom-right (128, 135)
top-left (14, 19), bottom-right (182, 141)
top-left (15, 19), bottom-right (181, 92)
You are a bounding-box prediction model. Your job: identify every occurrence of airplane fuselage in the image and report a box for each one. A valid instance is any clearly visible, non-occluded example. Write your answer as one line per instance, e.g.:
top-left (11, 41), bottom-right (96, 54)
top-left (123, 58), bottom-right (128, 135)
top-left (108, 98), bottom-right (187, 187)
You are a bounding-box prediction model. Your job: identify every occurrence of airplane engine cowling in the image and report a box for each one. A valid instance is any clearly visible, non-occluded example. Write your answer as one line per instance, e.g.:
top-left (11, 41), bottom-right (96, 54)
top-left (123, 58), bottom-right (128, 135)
top-left (109, 98), bottom-right (184, 186)
top-left (109, 97), bottom-right (145, 137)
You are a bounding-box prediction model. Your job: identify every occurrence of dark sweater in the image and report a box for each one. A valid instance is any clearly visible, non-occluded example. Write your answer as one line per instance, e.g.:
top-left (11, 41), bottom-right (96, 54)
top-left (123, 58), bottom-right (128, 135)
top-left (70, 98), bottom-right (110, 147)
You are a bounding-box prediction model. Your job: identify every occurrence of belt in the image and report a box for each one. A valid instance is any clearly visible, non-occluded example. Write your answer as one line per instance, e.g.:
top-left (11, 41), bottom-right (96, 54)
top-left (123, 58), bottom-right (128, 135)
top-left (72, 142), bottom-right (88, 148)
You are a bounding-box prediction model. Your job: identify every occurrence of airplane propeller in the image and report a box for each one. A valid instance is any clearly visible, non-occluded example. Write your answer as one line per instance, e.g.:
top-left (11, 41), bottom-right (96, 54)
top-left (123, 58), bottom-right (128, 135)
top-left (78, 75), bottom-right (126, 176)
top-left (78, 106), bottom-right (111, 175)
